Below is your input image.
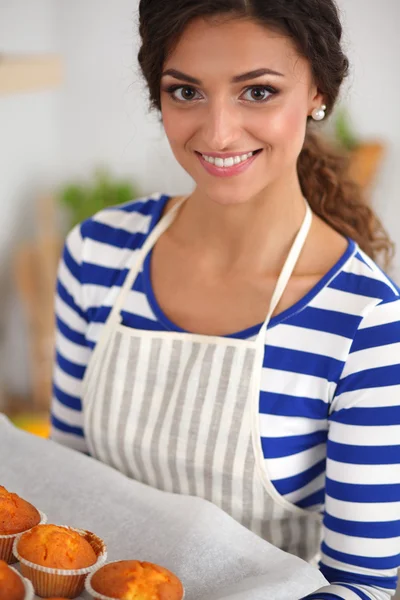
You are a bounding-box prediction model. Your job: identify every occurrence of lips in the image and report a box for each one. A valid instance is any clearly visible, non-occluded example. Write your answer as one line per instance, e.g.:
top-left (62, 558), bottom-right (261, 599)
top-left (196, 149), bottom-right (262, 160)
top-left (196, 149), bottom-right (263, 178)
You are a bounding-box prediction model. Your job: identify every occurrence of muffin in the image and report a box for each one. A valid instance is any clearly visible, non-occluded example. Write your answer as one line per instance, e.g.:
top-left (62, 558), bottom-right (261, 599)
top-left (0, 486), bottom-right (45, 564)
top-left (14, 525), bottom-right (107, 598)
top-left (17, 524), bottom-right (97, 569)
top-left (0, 559), bottom-right (25, 600)
top-left (0, 486), bottom-right (40, 535)
top-left (87, 560), bottom-right (184, 600)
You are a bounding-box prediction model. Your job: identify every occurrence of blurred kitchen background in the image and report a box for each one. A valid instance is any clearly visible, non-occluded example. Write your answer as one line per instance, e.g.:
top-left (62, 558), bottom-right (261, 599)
top-left (0, 0), bottom-right (399, 441)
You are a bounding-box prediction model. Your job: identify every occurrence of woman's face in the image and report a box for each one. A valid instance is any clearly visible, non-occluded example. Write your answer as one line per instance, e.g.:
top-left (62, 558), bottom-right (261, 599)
top-left (160, 17), bottom-right (324, 206)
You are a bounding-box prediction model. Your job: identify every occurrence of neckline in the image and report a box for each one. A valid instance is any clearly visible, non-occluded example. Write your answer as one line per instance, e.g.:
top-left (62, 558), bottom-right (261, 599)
top-left (142, 194), bottom-right (357, 340)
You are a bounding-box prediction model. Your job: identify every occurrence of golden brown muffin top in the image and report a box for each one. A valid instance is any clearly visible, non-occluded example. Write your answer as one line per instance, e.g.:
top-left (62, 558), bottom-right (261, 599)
top-left (91, 560), bottom-right (184, 600)
top-left (0, 560), bottom-right (25, 600)
top-left (17, 524), bottom-right (97, 570)
top-left (0, 485), bottom-right (40, 535)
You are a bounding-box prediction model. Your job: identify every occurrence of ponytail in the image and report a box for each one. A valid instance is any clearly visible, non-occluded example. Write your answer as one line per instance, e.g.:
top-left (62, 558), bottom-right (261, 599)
top-left (298, 129), bottom-right (394, 268)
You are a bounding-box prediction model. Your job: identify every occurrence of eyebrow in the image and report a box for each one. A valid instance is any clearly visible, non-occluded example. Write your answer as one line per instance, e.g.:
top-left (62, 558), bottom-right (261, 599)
top-left (161, 68), bottom-right (284, 85)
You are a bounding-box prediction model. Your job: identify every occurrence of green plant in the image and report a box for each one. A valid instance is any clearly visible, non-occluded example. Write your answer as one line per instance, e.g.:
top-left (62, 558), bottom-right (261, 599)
top-left (332, 106), bottom-right (360, 151)
top-left (59, 168), bottom-right (140, 228)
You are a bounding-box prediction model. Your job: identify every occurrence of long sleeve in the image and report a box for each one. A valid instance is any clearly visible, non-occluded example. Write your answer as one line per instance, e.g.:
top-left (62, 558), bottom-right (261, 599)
top-left (49, 194), bottom-right (164, 452)
top-left (303, 297), bottom-right (400, 599)
top-left (50, 224), bottom-right (90, 453)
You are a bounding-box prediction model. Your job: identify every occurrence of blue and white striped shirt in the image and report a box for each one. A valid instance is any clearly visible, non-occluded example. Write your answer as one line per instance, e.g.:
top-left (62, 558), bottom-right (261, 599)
top-left (51, 193), bottom-right (400, 600)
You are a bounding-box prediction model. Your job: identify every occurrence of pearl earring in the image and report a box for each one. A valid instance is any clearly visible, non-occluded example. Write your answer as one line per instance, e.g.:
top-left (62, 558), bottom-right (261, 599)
top-left (311, 105), bottom-right (327, 121)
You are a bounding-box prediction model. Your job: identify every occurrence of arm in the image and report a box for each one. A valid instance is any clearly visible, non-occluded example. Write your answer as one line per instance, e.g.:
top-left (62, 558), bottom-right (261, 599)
top-left (304, 297), bottom-right (400, 599)
top-left (50, 224), bottom-right (90, 453)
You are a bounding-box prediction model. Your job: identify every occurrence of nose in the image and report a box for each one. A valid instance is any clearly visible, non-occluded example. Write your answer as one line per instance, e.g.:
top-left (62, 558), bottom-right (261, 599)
top-left (201, 97), bottom-right (242, 151)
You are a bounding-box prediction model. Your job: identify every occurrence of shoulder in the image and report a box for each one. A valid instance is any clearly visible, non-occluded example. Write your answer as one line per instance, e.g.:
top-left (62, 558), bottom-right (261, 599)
top-left (324, 243), bottom-right (400, 319)
top-left (341, 246), bottom-right (399, 297)
top-left (63, 193), bottom-right (169, 267)
top-left (59, 193), bottom-right (169, 312)
top-left (292, 243), bottom-right (400, 355)
top-left (329, 246), bottom-right (400, 361)
top-left (78, 192), bottom-right (169, 249)
top-left (331, 249), bottom-right (400, 408)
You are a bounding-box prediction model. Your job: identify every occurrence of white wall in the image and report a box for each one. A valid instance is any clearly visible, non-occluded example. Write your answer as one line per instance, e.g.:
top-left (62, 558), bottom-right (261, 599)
top-left (0, 0), bottom-right (61, 268)
top-left (55, 0), bottom-right (193, 195)
top-left (0, 0), bottom-right (61, 398)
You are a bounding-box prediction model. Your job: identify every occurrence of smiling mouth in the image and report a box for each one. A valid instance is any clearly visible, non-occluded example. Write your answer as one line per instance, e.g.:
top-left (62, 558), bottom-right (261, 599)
top-left (195, 149), bottom-right (263, 167)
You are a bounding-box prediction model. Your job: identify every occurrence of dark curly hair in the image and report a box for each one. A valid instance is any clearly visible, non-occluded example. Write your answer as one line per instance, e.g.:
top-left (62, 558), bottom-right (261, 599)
top-left (137, 0), bottom-right (393, 267)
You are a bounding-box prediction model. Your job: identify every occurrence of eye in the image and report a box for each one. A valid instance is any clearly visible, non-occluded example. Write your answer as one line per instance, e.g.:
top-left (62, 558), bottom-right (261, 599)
top-left (165, 85), bottom-right (202, 102)
top-left (162, 83), bottom-right (278, 104)
top-left (241, 85), bottom-right (278, 103)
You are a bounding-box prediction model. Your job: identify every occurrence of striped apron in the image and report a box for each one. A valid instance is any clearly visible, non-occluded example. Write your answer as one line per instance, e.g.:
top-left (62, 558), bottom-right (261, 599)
top-left (82, 196), bottom-right (322, 561)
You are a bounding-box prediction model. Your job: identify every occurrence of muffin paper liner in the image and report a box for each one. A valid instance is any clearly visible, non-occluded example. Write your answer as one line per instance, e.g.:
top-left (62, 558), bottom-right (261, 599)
top-left (85, 559), bottom-right (185, 600)
top-left (13, 525), bottom-right (107, 598)
top-left (0, 509), bottom-right (47, 564)
top-left (9, 565), bottom-right (35, 600)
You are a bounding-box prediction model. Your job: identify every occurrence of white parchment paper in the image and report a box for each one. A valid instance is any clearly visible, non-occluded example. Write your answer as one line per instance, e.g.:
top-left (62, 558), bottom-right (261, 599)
top-left (0, 415), bottom-right (327, 599)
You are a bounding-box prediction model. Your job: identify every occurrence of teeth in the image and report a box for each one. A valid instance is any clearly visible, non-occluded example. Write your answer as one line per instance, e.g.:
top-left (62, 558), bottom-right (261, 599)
top-left (202, 151), bottom-right (255, 167)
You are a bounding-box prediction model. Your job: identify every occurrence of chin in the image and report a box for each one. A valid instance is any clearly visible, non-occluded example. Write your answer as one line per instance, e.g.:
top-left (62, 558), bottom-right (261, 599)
top-left (203, 190), bottom-right (259, 208)
top-left (198, 179), bottom-right (267, 207)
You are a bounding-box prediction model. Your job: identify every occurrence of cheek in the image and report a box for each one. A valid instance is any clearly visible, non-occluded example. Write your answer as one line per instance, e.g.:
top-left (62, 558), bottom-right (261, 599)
top-left (259, 104), bottom-right (307, 151)
top-left (161, 105), bottom-right (194, 148)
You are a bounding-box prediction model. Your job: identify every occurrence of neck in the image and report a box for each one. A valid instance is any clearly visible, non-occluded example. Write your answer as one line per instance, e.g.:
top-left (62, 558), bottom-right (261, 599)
top-left (172, 173), bottom-right (308, 276)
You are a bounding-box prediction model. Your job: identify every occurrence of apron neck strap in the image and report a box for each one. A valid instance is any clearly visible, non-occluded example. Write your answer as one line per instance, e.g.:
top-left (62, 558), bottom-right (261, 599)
top-left (256, 200), bottom-right (312, 340)
top-left (108, 195), bottom-right (189, 324)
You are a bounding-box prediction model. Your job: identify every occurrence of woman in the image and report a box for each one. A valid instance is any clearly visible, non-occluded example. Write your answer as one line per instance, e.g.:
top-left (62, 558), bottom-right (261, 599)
top-left (51, 0), bottom-right (400, 598)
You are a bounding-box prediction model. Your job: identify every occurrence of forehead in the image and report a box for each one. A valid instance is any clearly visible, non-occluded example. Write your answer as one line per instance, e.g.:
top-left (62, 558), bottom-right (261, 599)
top-left (165, 17), bottom-right (310, 83)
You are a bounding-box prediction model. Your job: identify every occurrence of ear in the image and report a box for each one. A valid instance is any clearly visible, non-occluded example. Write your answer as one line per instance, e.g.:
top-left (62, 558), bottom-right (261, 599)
top-left (309, 85), bottom-right (326, 113)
